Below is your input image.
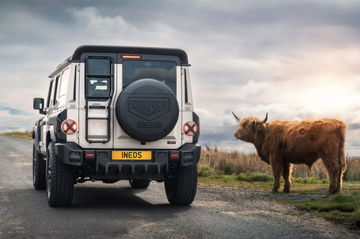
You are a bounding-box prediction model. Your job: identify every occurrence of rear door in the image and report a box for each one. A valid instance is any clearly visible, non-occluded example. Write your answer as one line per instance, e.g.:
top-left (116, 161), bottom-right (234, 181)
top-left (113, 55), bottom-right (183, 149)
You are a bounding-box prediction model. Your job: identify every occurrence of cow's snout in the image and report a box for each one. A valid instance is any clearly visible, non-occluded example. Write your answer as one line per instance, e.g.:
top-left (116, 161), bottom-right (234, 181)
top-left (234, 132), bottom-right (239, 139)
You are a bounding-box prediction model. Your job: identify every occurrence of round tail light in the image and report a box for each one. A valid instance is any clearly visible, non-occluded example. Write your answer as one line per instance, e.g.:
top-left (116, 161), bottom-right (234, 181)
top-left (183, 121), bottom-right (198, 136)
top-left (61, 119), bottom-right (78, 135)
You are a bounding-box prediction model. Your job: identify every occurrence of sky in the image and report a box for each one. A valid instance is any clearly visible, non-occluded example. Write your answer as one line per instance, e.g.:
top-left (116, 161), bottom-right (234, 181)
top-left (0, 0), bottom-right (360, 154)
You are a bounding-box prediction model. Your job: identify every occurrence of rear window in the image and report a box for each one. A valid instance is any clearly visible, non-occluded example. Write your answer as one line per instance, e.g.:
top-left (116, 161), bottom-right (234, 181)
top-left (87, 58), bottom-right (111, 75)
top-left (86, 78), bottom-right (110, 98)
top-left (86, 58), bottom-right (112, 98)
top-left (122, 60), bottom-right (177, 95)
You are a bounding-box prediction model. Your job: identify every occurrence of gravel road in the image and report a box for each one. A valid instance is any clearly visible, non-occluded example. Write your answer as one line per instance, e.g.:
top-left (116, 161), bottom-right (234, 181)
top-left (0, 136), bottom-right (359, 239)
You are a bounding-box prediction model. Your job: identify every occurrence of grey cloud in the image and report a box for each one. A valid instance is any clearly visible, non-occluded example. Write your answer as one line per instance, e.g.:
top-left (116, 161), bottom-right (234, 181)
top-left (0, 0), bottom-right (360, 154)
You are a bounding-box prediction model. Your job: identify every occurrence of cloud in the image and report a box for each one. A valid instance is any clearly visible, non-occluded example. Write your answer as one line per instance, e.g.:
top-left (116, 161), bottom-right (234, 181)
top-left (0, 1), bottom-right (360, 154)
top-left (0, 105), bottom-right (29, 116)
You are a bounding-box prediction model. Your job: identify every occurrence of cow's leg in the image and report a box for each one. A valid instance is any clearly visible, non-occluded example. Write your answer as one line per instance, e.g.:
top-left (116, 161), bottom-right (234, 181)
top-left (321, 158), bottom-right (341, 194)
top-left (270, 159), bottom-right (283, 193)
top-left (282, 163), bottom-right (292, 193)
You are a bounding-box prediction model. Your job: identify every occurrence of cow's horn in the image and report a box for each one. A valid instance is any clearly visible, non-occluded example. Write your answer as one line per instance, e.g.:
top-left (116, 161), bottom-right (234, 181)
top-left (232, 112), bottom-right (240, 121)
top-left (262, 112), bottom-right (268, 123)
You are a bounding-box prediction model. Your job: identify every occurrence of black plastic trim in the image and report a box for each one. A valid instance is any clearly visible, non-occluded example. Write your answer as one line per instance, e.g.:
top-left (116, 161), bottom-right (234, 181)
top-left (48, 110), bottom-right (67, 142)
top-left (192, 112), bottom-right (200, 144)
top-left (54, 142), bottom-right (201, 179)
top-left (73, 65), bottom-right (77, 101)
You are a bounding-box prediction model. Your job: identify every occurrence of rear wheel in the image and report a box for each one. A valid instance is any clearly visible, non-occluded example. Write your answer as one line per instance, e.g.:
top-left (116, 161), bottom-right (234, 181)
top-left (129, 179), bottom-right (150, 189)
top-left (46, 142), bottom-right (74, 207)
top-left (165, 165), bottom-right (197, 205)
top-left (32, 143), bottom-right (46, 190)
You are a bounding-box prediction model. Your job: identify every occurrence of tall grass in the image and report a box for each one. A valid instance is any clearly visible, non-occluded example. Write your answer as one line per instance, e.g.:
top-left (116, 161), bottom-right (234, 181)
top-left (200, 147), bottom-right (360, 181)
top-left (0, 131), bottom-right (32, 140)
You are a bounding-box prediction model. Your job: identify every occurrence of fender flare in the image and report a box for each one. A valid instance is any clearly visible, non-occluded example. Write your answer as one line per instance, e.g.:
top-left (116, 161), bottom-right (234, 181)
top-left (47, 125), bottom-right (57, 144)
top-left (33, 126), bottom-right (41, 152)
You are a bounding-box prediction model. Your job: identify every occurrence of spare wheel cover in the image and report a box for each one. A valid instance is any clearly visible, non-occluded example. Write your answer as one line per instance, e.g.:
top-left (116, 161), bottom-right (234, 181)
top-left (115, 79), bottom-right (179, 142)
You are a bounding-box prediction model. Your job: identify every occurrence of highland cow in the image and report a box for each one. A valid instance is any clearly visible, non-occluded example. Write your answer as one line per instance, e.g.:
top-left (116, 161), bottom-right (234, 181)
top-left (232, 113), bottom-right (347, 194)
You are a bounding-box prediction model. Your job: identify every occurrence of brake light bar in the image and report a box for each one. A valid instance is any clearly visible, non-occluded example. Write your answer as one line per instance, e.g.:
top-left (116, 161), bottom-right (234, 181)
top-left (122, 55), bottom-right (141, 59)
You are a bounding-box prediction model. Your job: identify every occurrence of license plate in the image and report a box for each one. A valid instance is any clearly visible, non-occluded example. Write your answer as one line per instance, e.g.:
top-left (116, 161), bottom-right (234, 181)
top-left (112, 151), bottom-right (152, 160)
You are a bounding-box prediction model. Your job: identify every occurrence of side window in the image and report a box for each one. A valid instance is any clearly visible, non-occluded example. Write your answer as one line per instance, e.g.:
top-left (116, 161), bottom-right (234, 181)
top-left (46, 80), bottom-right (54, 108)
top-left (85, 58), bottom-right (112, 98)
top-left (184, 69), bottom-right (189, 103)
top-left (52, 76), bottom-right (60, 106)
top-left (59, 68), bottom-right (70, 98)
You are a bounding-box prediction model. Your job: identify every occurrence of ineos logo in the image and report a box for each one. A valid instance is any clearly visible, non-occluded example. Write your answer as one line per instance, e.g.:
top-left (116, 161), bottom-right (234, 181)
top-left (129, 97), bottom-right (169, 121)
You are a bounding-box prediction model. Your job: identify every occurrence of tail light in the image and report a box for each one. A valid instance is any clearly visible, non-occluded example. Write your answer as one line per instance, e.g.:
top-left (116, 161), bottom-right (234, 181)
top-left (61, 119), bottom-right (78, 135)
top-left (183, 121), bottom-right (199, 136)
top-left (122, 55), bottom-right (141, 59)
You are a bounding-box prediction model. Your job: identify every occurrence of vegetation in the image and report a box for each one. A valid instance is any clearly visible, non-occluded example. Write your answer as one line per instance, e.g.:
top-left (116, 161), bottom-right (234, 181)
top-left (199, 147), bottom-right (360, 227)
top-left (200, 146), bottom-right (360, 181)
top-left (0, 131), bottom-right (32, 140)
top-left (293, 193), bottom-right (360, 226)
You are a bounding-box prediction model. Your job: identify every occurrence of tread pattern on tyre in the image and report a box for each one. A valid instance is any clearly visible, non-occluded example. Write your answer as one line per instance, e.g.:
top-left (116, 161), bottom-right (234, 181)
top-left (47, 142), bottom-right (74, 207)
top-left (165, 165), bottom-right (197, 205)
top-left (33, 143), bottom-right (46, 190)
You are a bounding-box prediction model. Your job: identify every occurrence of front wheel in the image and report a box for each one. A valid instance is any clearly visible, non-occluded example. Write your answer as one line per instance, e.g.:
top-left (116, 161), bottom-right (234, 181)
top-left (33, 143), bottom-right (46, 190)
top-left (46, 142), bottom-right (74, 207)
top-left (165, 165), bottom-right (198, 205)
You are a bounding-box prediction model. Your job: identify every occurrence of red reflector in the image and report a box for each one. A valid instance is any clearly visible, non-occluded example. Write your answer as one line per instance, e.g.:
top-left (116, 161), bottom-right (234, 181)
top-left (170, 153), bottom-right (179, 157)
top-left (85, 153), bottom-right (94, 157)
top-left (183, 121), bottom-right (198, 136)
top-left (122, 55), bottom-right (141, 59)
top-left (61, 119), bottom-right (78, 135)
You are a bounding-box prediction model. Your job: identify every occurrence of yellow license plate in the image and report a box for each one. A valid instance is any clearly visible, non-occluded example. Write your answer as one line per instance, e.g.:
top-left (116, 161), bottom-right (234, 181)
top-left (112, 151), bottom-right (152, 160)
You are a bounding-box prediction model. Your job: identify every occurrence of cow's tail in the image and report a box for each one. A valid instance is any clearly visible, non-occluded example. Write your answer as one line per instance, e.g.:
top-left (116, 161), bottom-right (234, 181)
top-left (338, 123), bottom-right (347, 173)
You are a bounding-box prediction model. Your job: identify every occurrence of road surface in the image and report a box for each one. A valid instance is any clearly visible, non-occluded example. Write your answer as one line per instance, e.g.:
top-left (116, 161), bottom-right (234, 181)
top-left (0, 136), bottom-right (359, 239)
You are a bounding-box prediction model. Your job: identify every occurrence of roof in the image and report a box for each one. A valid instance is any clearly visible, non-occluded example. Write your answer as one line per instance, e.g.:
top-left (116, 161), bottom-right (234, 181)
top-left (71, 45), bottom-right (188, 64)
top-left (49, 45), bottom-right (189, 78)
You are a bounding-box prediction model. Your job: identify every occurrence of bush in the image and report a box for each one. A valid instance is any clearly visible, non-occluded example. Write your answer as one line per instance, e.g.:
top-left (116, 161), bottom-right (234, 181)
top-left (200, 147), bottom-right (360, 181)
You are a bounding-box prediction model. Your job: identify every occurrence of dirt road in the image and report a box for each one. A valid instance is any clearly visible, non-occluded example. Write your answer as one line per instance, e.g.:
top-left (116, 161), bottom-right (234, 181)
top-left (0, 136), bottom-right (358, 239)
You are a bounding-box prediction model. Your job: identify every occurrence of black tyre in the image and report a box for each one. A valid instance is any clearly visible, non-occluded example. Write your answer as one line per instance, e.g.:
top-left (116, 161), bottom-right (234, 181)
top-left (46, 142), bottom-right (74, 207)
top-left (165, 165), bottom-right (198, 205)
top-left (32, 143), bottom-right (46, 190)
top-left (129, 179), bottom-right (150, 189)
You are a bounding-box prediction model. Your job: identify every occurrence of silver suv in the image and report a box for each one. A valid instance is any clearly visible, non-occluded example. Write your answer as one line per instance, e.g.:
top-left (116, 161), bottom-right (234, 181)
top-left (32, 45), bottom-right (200, 207)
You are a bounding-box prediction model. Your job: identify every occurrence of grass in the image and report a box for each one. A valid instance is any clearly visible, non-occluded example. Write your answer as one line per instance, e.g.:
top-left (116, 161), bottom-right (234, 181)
top-left (0, 131), bottom-right (32, 140)
top-left (292, 193), bottom-right (360, 226)
top-left (201, 146), bottom-right (360, 182)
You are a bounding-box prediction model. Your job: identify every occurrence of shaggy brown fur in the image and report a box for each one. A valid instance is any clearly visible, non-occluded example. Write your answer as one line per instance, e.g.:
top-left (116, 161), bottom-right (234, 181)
top-left (233, 113), bottom-right (347, 194)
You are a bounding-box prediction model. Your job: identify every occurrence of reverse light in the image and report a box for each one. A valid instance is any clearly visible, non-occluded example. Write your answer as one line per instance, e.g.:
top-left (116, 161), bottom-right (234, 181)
top-left (122, 55), bottom-right (141, 59)
top-left (183, 121), bottom-right (199, 136)
top-left (61, 119), bottom-right (78, 135)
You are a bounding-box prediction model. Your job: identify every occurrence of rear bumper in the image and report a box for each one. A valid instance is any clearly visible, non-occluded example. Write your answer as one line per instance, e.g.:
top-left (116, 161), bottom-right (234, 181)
top-left (54, 142), bottom-right (201, 180)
